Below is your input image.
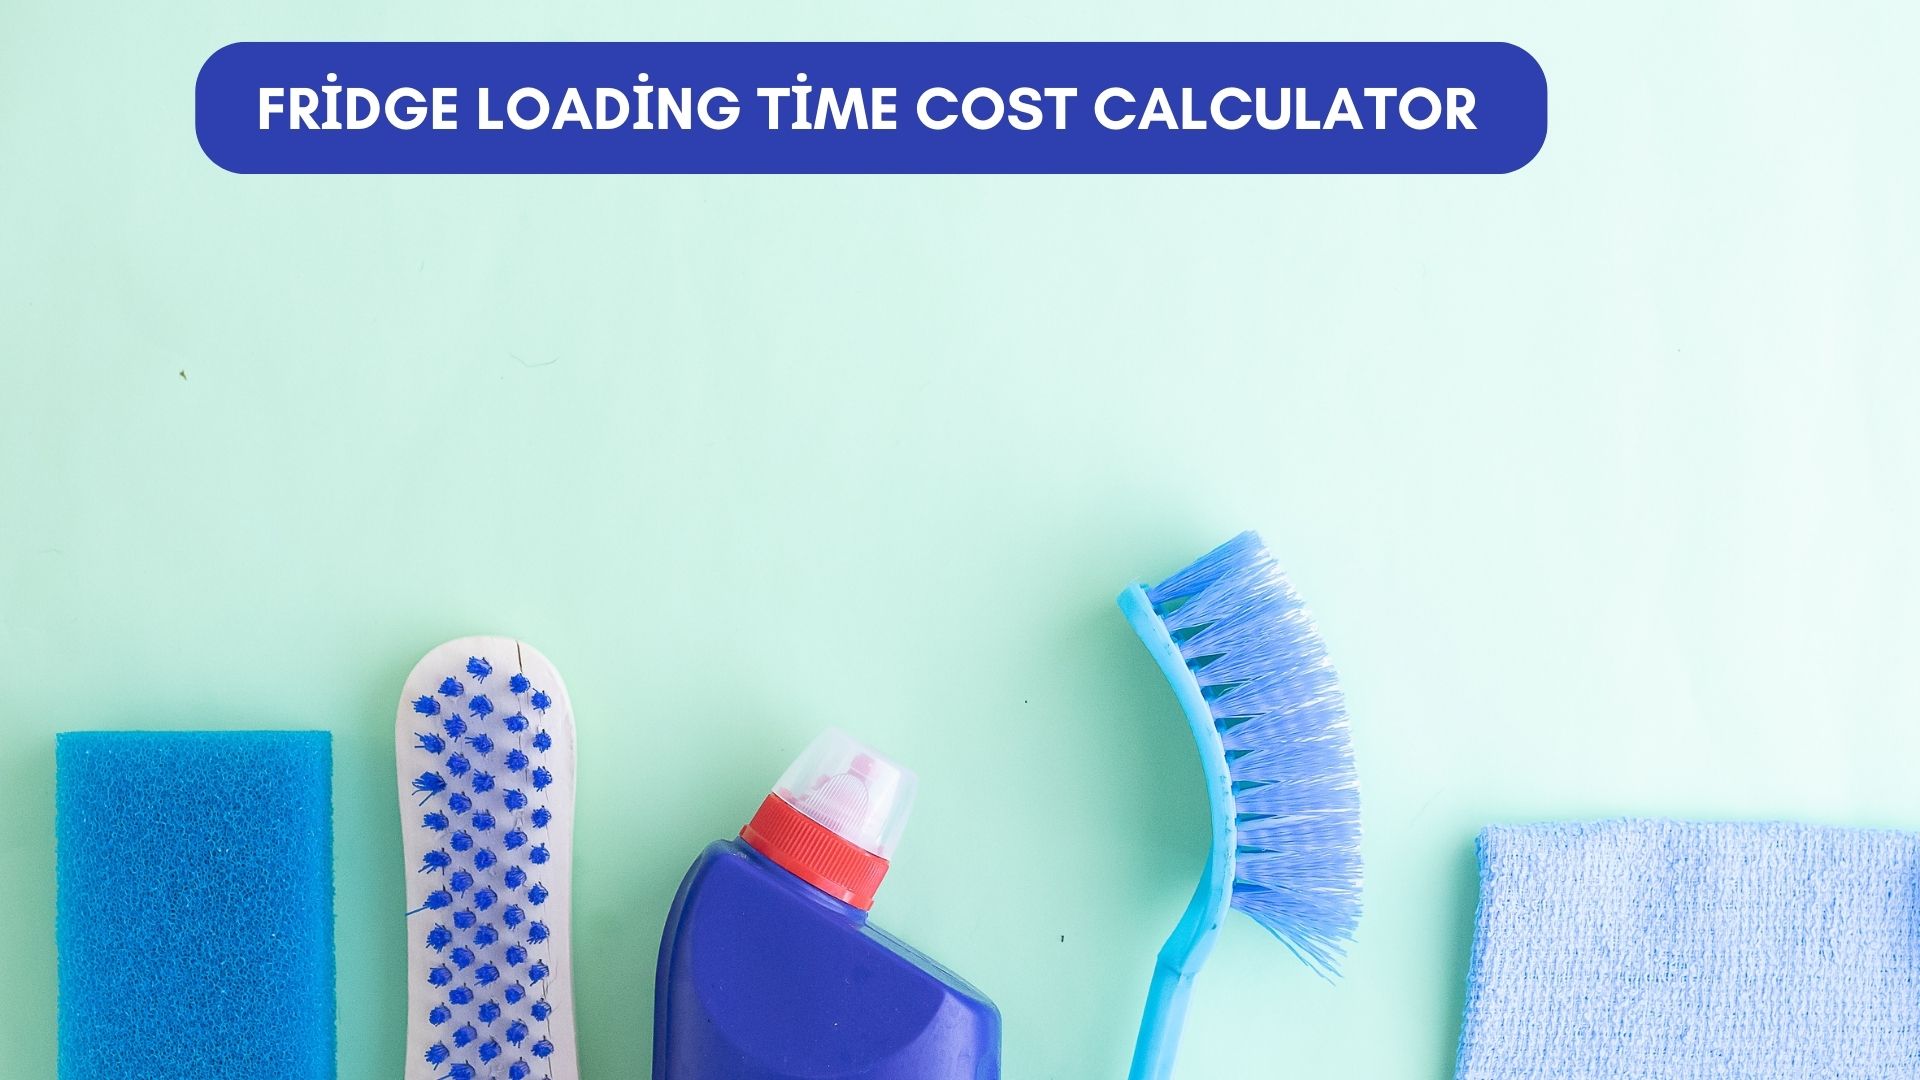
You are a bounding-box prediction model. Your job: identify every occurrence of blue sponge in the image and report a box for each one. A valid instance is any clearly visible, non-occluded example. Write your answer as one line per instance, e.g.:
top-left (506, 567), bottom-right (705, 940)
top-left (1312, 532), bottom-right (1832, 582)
top-left (57, 731), bottom-right (335, 1080)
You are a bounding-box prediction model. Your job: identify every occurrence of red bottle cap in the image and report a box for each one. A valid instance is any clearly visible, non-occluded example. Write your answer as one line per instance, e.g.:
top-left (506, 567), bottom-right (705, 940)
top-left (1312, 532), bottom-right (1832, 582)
top-left (742, 793), bottom-right (890, 910)
top-left (738, 729), bottom-right (917, 911)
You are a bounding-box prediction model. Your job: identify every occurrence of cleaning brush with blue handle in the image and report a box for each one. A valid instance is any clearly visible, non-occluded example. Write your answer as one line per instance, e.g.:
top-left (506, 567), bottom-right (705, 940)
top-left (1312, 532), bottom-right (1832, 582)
top-left (1120, 532), bottom-right (1361, 1079)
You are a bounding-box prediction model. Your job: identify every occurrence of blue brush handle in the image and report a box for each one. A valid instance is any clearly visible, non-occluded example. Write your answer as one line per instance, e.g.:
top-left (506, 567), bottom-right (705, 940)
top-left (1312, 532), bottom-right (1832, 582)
top-left (1120, 584), bottom-right (1237, 1080)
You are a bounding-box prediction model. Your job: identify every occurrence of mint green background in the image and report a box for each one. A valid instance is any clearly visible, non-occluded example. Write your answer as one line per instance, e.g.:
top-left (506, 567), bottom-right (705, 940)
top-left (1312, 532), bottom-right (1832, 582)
top-left (5, 4), bottom-right (1919, 1077)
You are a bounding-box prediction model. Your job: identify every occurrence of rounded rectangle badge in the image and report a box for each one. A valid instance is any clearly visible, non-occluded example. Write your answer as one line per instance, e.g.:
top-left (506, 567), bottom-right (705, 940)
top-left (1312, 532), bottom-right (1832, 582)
top-left (196, 42), bottom-right (1548, 175)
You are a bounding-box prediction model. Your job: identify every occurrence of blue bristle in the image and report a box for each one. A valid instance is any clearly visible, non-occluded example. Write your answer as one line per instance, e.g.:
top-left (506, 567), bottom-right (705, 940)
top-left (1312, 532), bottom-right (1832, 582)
top-left (469, 733), bottom-right (494, 756)
top-left (416, 733), bottom-right (446, 754)
top-left (507, 1019), bottom-right (528, 1044)
top-left (478, 1000), bottom-right (501, 1024)
top-left (427, 925), bottom-right (453, 951)
top-left (476, 963), bottom-right (501, 986)
top-left (506, 944), bottom-right (528, 965)
top-left (509, 673), bottom-right (531, 694)
top-left (505, 748), bottom-right (529, 773)
top-left (439, 677), bottom-right (465, 697)
top-left (423, 812), bottom-right (450, 831)
top-left (421, 850), bottom-right (452, 873)
top-left (425, 1042), bottom-right (450, 1065)
top-left (449, 985), bottom-right (474, 1005)
top-left (448, 792), bottom-right (472, 814)
top-left (530, 808), bottom-right (551, 828)
top-left (449, 1063), bottom-right (475, 1080)
top-left (533, 1036), bottom-right (554, 1057)
top-left (504, 712), bottom-right (529, 733)
top-left (529, 844), bottom-right (550, 865)
top-left (504, 866), bottom-right (527, 889)
top-left (450, 830), bottom-right (473, 852)
top-left (526, 921), bottom-right (549, 944)
top-left (467, 657), bottom-right (493, 681)
top-left (446, 753), bottom-right (471, 777)
top-left (474, 924), bottom-right (499, 948)
top-left (429, 1004), bottom-right (452, 1025)
top-left (470, 695), bottom-right (495, 718)
top-left (442, 714), bottom-right (467, 739)
top-left (471, 810), bottom-right (496, 831)
top-left (453, 1022), bottom-right (477, 1047)
top-left (474, 887), bottom-right (498, 911)
top-left (414, 696), bottom-right (442, 717)
top-left (450, 870), bottom-right (473, 893)
top-left (503, 904), bottom-right (525, 927)
top-left (531, 767), bottom-right (553, 791)
top-left (451, 946), bottom-right (475, 969)
top-left (413, 772), bottom-right (448, 803)
top-left (502, 789), bottom-right (527, 811)
top-left (531, 1000), bottom-right (551, 1022)
top-left (510, 1060), bottom-right (531, 1079)
top-left (471, 771), bottom-right (496, 793)
top-left (1144, 531), bottom-right (1361, 975)
top-left (530, 690), bottom-right (551, 712)
top-left (532, 730), bottom-right (552, 753)
top-left (528, 961), bottom-right (550, 983)
top-left (474, 848), bottom-right (497, 871)
top-left (480, 1038), bottom-right (502, 1062)
top-left (428, 965), bottom-right (453, 987)
top-left (527, 884), bottom-right (549, 906)
top-left (453, 909), bottom-right (476, 930)
top-left (505, 983), bottom-right (525, 1005)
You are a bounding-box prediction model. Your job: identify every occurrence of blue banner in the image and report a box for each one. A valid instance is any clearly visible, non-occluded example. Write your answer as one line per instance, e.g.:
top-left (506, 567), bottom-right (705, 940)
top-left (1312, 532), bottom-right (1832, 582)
top-left (195, 42), bottom-right (1548, 174)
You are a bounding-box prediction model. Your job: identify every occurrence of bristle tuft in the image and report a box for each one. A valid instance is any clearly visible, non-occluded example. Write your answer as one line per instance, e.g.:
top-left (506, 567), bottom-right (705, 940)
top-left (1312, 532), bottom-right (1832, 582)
top-left (1148, 531), bottom-right (1361, 976)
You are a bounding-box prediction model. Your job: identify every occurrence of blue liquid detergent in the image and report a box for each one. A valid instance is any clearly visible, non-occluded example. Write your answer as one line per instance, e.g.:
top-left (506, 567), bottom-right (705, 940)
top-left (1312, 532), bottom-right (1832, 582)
top-left (654, 730), bottom-right (1001, 1079)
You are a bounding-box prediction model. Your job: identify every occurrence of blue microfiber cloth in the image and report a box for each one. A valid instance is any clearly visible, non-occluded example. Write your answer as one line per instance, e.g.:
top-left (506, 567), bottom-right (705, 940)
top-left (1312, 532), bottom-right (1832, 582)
top-left (57, 731), bottom-right (335, 1080)
top-left (1455, 820), bottom-right (1920, 1079)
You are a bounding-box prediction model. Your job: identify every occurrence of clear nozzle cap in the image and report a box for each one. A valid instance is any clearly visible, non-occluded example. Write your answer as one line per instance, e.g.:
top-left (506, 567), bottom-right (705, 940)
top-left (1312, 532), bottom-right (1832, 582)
top-left (773, 728), bottom-right (918, 859)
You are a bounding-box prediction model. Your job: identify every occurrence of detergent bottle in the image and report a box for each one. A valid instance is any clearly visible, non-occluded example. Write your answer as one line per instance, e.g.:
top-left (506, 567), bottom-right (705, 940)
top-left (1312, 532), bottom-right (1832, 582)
top-left (653, 728), bottom-right (1001, 1079)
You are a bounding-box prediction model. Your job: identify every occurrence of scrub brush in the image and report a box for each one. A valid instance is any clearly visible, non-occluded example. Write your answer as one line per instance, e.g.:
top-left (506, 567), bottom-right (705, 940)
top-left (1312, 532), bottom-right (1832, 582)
top-left (1120, 532), bottom-right (1361, 1079)
top-left (396, 636), bottom-right (579, 1080)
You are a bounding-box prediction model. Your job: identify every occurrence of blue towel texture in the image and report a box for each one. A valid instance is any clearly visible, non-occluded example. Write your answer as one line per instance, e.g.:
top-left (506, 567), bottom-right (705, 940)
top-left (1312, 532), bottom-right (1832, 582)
top-left (1456, 820), bottom-right (1920, 1079)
